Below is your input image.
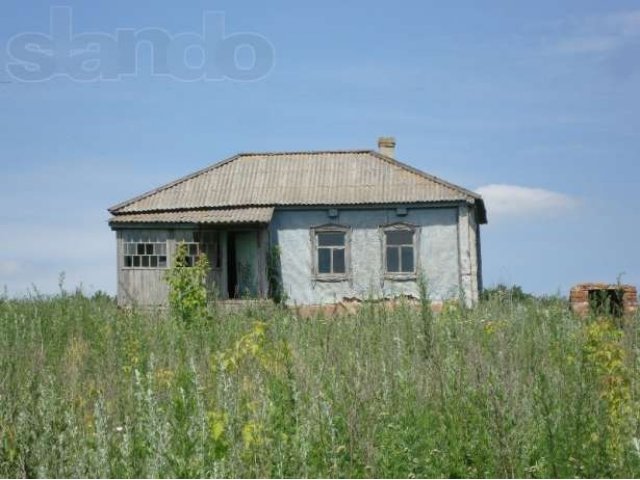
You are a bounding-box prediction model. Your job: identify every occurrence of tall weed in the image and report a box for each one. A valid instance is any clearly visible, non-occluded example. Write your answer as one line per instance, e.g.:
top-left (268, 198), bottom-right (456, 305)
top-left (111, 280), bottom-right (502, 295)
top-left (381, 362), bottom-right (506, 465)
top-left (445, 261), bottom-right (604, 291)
top-left (0, 293), bottom-right (638, 477)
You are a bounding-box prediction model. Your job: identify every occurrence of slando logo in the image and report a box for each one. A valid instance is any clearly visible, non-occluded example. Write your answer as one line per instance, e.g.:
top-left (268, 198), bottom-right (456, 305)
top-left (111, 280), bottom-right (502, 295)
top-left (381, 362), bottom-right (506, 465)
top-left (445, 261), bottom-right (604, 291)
top-left (4, 7), bottom-right (276, 82)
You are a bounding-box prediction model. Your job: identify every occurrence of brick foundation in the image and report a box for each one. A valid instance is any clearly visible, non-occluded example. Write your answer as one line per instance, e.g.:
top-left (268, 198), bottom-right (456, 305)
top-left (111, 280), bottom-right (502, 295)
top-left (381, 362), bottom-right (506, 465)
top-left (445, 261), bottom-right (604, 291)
top-left (292, 297), bottom-right (445, 318)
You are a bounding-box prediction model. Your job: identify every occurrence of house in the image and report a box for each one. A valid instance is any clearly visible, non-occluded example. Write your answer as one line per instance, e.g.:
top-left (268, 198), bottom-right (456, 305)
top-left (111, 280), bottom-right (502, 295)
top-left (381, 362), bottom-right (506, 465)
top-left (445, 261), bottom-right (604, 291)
top-left (108, 137), bottom-right (487, 308)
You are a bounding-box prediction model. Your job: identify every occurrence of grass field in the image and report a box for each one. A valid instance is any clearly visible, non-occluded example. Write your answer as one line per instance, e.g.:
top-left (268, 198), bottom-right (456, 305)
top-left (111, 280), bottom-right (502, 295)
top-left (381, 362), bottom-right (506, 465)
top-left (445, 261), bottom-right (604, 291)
top-left (0, 290), bottom-right (639, 478)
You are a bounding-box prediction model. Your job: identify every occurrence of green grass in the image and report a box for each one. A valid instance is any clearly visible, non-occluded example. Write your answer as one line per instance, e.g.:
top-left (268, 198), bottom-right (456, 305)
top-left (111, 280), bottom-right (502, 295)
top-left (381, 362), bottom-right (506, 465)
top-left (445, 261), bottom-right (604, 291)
top-left (0, 291), bottom-right (639, 478)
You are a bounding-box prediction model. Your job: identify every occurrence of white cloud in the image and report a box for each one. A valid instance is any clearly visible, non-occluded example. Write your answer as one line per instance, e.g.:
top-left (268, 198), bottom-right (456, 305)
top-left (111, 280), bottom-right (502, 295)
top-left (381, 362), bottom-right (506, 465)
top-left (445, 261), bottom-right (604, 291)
top-left (554, 36), bottom-right (621, 54)
top-left (476, 184), bottom-right (580, 220)
top-left (549, 9), bottom-right (640, 55)
top-left (603, 10), bottom-right (640, 36)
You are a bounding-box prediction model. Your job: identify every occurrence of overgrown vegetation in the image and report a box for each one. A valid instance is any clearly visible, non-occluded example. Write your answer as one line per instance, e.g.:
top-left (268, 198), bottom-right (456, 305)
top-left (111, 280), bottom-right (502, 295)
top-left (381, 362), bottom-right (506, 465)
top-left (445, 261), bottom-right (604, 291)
top-left (267, 245), bottom-right (286, 305)
top-left (164, 242), bottom-right (211, 324)
top-left (481, 283), bottom-right (535, 303)
top-left (0, 289), bottom-right (639, 478)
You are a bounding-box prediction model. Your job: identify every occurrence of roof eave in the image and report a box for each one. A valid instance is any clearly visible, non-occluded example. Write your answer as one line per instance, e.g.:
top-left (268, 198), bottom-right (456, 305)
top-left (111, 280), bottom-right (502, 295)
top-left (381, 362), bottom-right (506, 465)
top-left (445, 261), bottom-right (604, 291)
top-left (108, 219), bottom-right (271, 227)
top-left (370, 150), bottom-right (487, 224)
top-left (475, 198), bottom-right (488, 224)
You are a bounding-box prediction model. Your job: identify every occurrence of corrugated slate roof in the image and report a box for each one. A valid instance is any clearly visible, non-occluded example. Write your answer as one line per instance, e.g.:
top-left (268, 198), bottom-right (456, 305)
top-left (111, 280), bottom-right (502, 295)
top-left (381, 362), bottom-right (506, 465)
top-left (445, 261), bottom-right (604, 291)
top-left (109, 207), bottom-right (274, 225)
top-left (109, 150), bottom-right (486, 223)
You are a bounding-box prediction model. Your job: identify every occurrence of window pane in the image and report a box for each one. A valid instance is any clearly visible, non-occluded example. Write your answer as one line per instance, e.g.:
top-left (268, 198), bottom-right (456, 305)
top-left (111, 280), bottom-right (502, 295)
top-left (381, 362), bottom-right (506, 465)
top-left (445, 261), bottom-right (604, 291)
top-left (184, 256), bottom-right (193, 267)
top-left (386, 230), bottom-right (413, 245)
top-left (318, 232), bottom-right (345, 246)
top-left (318, 248), bottom-right (331, 273)
top-left (401, 246), bottom-right (414, 272)
top-left (189, 244), bottom-right (198, 256)
top-left (333, 248), bottom-right (345, 273)
top-left (386, 247), bottom-right (399, 272)
top-left (125, 241), bottom-right (168, 268)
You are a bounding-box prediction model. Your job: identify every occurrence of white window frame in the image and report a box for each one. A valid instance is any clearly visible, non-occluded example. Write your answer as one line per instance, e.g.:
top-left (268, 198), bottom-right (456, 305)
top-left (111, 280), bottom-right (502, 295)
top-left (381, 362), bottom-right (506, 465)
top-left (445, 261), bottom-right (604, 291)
top-left (311, 224), bottom-right (351, 281)
top-left (382, 222), bottom-right (419, 280)
top-left (123, 238), bottom-right (168, 270)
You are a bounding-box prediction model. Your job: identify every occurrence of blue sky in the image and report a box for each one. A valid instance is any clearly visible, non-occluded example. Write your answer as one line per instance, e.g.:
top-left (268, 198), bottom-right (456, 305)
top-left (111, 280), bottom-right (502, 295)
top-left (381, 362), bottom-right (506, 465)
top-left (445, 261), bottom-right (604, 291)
top-left (0, 0), bottom-right (638, 296)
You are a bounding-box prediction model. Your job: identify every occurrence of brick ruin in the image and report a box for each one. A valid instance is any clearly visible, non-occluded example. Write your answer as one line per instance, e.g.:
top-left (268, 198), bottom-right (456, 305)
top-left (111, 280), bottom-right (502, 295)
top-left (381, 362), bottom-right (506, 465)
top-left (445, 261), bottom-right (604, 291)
top-left (570, 283), bottom-right (638, 317)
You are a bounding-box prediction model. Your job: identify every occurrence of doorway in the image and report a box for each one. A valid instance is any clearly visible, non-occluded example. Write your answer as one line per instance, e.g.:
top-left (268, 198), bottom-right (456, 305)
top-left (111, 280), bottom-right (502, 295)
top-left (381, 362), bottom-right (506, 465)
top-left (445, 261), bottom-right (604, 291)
top-left (588, 288), bottom-right (624, 317)
top-left (226, 231), bottom-right (259, 298)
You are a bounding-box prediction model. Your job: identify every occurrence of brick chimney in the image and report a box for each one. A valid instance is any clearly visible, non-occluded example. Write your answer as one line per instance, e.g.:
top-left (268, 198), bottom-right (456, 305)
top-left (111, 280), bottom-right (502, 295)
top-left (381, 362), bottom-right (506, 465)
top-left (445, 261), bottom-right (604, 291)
top-left (378, 136), bottom-right (396, 158)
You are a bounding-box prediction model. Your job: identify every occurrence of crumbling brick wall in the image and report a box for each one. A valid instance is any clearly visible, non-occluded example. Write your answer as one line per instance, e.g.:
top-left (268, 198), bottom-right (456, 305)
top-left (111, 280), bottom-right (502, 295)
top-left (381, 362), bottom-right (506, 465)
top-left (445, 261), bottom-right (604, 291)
top-left (570, 283), bottom-right (638, 317)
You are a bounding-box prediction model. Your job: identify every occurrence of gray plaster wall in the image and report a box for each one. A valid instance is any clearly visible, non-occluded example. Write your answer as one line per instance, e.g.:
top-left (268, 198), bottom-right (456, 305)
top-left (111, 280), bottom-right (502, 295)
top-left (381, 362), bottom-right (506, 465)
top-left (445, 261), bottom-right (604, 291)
top-left (112, 207), bottom-right (481, 307)
top-left (270, 206), bottom-right (471, 306)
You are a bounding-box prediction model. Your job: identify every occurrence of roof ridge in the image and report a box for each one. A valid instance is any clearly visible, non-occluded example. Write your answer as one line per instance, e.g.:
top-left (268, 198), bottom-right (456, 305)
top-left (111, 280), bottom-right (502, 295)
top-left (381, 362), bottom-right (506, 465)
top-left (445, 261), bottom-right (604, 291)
top-left (237, 149), bottom-right (372, 156)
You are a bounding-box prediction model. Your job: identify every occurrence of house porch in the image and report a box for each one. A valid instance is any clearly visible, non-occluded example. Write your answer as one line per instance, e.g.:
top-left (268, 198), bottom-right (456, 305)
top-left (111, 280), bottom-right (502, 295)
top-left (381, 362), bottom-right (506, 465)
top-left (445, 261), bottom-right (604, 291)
top-left (110, 207), bottom-right (275, 306)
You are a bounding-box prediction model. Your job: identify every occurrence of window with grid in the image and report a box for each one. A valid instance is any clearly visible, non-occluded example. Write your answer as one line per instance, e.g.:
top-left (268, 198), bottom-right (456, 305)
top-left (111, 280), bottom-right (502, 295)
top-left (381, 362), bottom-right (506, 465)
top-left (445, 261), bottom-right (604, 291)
top-left (123, 240), bottom-right (168, 268)
top-left (384, 228), bottom-right (416, 274)
top-left (315, 230), bottom-right (347, 276)
top-left (177, 231), bottom-right (221, 268)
